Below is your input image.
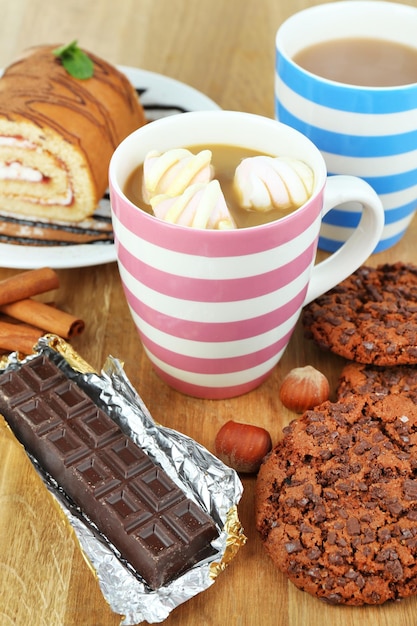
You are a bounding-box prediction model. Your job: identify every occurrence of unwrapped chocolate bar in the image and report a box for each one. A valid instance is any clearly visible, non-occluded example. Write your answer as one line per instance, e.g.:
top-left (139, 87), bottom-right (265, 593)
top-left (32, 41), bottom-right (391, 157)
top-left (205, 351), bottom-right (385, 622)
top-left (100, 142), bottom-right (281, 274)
top-left (0, 337), bottom-right (245, 624)
top-left (0, 353), bottom-right (218, 590)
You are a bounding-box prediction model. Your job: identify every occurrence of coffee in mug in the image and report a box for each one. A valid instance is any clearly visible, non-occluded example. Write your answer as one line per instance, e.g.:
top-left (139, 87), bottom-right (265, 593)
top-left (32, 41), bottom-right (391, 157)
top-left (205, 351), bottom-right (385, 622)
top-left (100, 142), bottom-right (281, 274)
top-left (293, 37), bottom-right (417, 87)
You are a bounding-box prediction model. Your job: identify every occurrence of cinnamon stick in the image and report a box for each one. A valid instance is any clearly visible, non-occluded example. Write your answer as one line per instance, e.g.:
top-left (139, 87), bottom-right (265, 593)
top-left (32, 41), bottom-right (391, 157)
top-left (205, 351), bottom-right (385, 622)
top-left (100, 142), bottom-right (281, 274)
top-left (0, 321), bottom-right (42, 354)
top-left (0, 267), bottom-right (59, 306)
top-left (0, 299), bottom-right (85, 339)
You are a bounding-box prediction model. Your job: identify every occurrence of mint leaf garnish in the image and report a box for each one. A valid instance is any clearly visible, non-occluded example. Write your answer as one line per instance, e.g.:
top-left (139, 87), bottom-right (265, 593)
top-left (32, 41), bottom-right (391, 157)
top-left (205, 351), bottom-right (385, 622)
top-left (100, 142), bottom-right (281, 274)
top-left (53, 40), bottom-right (94, 79)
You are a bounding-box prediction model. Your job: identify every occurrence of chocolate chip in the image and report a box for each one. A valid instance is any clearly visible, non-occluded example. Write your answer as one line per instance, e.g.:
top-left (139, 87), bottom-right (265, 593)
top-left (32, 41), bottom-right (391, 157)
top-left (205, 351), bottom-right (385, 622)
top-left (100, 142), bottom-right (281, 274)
top-left (324, 593), bottom-right (344, 604)
top-left (307, 548), bottom-right (321, 560)
top-left (387, 499), bottom-right (404, 516)
top-left (285, 540), bottom-right (303, 554)
top-left (386, 559), bottom-right (404, 581)
top-left (313, 505), bottom-right (326, 523)
top-left (327, 531), bottom-right (337, 545)
top-left (362, 528), bottom-right (376, 544)
top-left (328, 553), bottom-right (345, 566)
top-left (378, 528), bottom-right (391, 541)
top-left (323, 488), bottom-right (338, 499)
top-left (356, 574), bottom-right (366, 589)
top-left (300, 522), bottom-right (314, 533)
top-left (354, 439), bottom-right (371, 455)
top-left (363, 341), bottom-right (375, 352)
top-left (346, 517), bottom-right (360, 536)
top-left (375, 547), bottom-right (398, 562)
top-left (404, 479), bottom-right (417, 500)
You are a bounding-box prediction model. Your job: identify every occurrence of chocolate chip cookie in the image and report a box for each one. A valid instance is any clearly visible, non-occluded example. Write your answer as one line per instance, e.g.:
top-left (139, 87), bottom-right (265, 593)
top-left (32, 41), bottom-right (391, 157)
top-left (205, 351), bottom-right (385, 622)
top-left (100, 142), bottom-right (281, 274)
top-left (302, 263), bottom-right (417, 366)
top-left (337, 362), bottom-right (417, 402)
top-left (255, 395), bottom-right (417, 605)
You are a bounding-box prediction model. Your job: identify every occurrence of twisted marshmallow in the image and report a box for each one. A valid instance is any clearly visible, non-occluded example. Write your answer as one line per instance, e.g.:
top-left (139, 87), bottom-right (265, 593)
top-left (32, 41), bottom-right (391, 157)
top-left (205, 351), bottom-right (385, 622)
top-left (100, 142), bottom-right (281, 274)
top-left (150, 179), bottom-right (236, 230)
top-left (233, 155), bottom-right (314, 212)
top-left (142, 148), bottom-right (214, 203)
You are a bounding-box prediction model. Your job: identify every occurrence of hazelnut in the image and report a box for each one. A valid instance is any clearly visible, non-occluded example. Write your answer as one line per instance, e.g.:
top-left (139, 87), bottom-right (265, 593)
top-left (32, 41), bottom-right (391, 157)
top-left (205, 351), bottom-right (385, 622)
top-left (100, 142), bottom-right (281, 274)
top-left (214, 420), bottom-right (272, 474)
top-left (279, 365), bottom-right (330, 413)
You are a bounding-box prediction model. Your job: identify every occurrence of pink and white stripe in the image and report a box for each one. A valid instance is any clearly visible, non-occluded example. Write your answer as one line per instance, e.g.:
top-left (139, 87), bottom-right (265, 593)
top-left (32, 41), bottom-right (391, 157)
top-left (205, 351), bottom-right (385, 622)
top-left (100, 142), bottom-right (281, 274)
top-left (111, 187), bottom-right (323, 398)
top-left (109, 111), bottom-right (383, 398)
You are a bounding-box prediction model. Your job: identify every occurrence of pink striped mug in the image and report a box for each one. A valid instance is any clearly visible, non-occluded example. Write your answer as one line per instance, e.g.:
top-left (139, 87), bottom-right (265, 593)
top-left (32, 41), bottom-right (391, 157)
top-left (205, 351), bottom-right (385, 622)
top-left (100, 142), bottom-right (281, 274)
top-left (109, 111), bottom-right (384, 399)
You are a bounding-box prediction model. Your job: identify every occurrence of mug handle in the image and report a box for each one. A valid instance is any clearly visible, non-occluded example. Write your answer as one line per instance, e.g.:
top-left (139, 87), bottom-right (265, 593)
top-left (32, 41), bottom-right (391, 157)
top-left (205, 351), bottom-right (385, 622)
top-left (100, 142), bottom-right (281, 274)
top-left (304, 175), bottom-right (385, 305)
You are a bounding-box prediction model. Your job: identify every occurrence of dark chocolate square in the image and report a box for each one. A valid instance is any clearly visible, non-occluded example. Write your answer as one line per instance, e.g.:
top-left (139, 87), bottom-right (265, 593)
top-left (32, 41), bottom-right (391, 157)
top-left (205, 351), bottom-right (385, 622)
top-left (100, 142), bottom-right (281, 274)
top-left (20, 355), bottom-right (66, 392)
top-left (71, 407), bottom-right (120, 448)
top-left (103, 437), bottom-right (152, 479)
top-left (0, 371), bottom-right (35, 407)
top-left (16, 397), bottom-right (61, 435)
top-left (131, 466), bottom-right (184, 512)
top-left (48, 380), bottom-right (91, 418)
top-left (75, 456), bottom-right (121, 498)
top-left (47, 427), bottom-right (91, 466)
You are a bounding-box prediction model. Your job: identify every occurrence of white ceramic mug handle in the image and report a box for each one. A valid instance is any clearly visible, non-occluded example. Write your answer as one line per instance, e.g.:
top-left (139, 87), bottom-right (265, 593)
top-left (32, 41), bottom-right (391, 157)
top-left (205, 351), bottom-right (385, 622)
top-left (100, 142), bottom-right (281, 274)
top-left (304, 175), bottom-right (385, 305)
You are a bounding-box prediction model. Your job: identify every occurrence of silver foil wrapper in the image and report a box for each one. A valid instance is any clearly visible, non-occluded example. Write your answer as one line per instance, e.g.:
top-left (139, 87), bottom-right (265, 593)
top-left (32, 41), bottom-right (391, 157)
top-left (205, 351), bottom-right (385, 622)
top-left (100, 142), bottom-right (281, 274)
top-left (0, 336), bottom-right (246, 624)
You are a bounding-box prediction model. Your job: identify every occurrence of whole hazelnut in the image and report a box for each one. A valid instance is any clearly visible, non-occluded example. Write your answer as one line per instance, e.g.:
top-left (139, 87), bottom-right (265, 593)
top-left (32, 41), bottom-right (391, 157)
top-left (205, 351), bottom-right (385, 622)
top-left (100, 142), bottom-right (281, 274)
top-left (279, 365), bottom-right (330, 413)
top-left (214, 420), bottom-right (272, 474)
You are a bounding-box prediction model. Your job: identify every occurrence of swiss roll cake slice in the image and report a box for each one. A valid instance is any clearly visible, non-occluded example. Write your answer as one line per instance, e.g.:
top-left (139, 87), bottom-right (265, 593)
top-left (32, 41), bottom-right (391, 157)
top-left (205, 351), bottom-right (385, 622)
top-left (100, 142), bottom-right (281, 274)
top-left (0, 44), bottom-right (145, 222)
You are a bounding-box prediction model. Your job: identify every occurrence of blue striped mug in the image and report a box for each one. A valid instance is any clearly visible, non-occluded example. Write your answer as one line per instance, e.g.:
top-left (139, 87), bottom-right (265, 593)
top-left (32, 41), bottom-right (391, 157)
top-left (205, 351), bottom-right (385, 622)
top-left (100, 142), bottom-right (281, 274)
top-left (275, 1), bottom-right (417, 253)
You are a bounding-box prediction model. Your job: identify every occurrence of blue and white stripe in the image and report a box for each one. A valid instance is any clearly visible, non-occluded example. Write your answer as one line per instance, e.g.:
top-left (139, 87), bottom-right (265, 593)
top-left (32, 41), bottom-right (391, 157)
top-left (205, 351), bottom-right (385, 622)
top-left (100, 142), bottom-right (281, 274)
top-left (275, 1), bottom-right (417, 253)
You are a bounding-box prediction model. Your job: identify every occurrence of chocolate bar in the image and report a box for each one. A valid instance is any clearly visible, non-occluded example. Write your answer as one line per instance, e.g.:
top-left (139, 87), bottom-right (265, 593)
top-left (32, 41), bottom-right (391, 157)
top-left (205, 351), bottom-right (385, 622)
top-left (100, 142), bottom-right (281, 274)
top-left (0, 354), bottom-right (218, 589)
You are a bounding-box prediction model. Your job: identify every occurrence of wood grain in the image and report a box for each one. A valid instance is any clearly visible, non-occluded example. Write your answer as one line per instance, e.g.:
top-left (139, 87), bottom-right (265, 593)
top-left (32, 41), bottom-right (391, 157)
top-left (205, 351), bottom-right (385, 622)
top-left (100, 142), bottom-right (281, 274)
top-left (0, 415), bottom-right (118, 626)
top-left (1, 0), bottom-right (417, 624)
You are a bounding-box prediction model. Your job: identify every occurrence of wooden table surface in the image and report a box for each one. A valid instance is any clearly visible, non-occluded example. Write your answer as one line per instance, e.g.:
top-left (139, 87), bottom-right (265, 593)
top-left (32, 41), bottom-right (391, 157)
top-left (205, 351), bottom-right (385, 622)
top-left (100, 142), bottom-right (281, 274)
top-left (1, 0), bottom-right (417, 624)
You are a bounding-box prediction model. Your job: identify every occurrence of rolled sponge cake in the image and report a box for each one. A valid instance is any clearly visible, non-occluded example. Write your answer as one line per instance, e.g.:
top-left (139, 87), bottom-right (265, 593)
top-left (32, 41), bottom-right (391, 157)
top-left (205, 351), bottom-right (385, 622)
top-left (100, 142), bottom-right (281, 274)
top-left (0, 45), bottom-right (146, 222)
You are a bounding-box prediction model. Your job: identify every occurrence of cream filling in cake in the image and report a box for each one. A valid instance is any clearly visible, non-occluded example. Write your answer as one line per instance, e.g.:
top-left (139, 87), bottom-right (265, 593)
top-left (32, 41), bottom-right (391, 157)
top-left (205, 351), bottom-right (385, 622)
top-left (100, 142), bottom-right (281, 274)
top-left (0, 121), bottom-right (90, 218)
top-left (0, 161), bottom-right (43, 182)
top-left (0, 134), bottom-right (73, 206)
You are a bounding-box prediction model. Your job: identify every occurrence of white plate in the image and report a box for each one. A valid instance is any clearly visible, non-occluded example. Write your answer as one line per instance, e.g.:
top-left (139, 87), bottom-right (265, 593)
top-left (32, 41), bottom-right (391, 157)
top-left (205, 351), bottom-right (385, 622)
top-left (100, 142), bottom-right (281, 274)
top-left (0, 67), bottom-right (220, 270)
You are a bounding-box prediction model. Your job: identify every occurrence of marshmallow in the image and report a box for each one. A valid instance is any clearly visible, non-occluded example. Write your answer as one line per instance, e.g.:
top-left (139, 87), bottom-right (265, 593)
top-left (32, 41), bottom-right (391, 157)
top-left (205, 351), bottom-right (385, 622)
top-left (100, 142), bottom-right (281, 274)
top-left (151, 179), bottom-right (236, 230)
top-left (142, 148), bottom-right (214, 202)
top-left (233, 155), bottom-right (314, 212)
